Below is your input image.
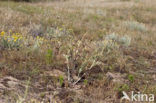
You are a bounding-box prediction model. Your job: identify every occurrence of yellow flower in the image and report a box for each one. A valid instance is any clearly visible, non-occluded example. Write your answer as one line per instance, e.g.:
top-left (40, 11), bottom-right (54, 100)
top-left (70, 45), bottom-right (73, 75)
top-left (14, 38), bottom-right (17, 42)
top-left (1, 31), bottom-right (5, 36)
top-left (12, 35), bottom-right (19, 42)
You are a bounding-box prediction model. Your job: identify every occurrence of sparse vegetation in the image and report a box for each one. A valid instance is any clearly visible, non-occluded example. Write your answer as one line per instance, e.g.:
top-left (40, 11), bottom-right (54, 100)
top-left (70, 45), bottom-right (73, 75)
top-left (0, 0), bottom-right (156, 103)
top-left (124, 21), bottom-right (147, 32)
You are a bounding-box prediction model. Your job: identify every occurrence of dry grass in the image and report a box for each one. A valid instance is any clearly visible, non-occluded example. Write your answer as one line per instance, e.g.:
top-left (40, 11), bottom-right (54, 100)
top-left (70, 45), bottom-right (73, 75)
top-left (0, 0), bottom-right (156, 103)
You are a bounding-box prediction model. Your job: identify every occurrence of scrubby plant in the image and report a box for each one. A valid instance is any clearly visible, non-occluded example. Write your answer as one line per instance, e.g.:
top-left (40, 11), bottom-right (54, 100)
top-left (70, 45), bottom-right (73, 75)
top-left (119, 35), bottom-right (131, 47)
top-left (94, 39), bottom-right (118, 52)
top-left (105, 33), bottom-right (118, 42)
top-left (124, 21), bottom-right (147, 32)
top-left (63, 37), bottom-right (103, 84)
top-left (105, 33), bottom-right (131, 47)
